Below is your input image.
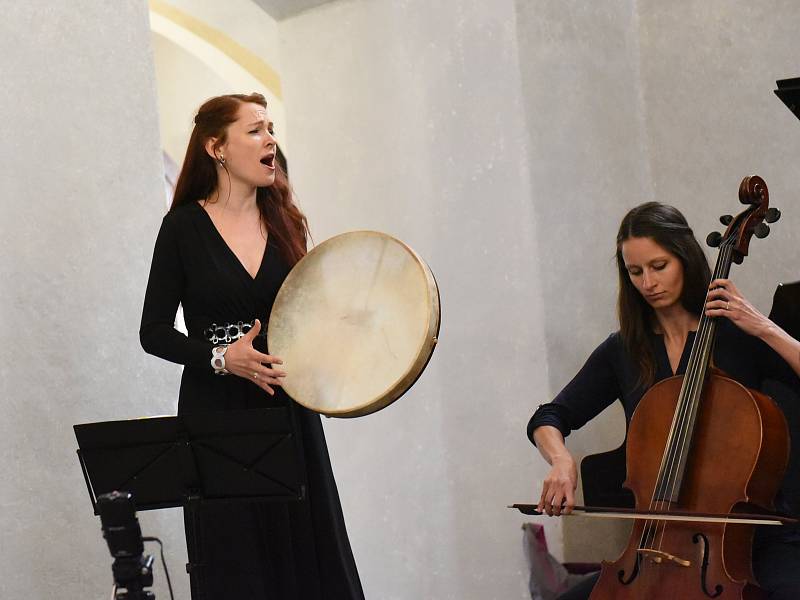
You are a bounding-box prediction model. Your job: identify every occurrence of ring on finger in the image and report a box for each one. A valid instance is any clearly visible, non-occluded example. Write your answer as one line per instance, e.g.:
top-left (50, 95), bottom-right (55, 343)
top-left (253, 372), bottom-right (259, 380)
top-left (726, 301), bottom-right (730, 311)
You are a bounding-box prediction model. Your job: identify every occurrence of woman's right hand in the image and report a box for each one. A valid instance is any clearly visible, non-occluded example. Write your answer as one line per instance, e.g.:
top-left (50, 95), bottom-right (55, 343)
top-left (537, 453), bottom-right (578, 516)
top-left (223, 319), bottom-right (286, 395)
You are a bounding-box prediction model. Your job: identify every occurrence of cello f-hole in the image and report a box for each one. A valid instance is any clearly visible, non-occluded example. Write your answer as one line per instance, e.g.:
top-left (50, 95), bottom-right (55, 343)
top-left (692, 533), bottom-right (724, 598)
top-left (617, 553), bottom-right (641, 586)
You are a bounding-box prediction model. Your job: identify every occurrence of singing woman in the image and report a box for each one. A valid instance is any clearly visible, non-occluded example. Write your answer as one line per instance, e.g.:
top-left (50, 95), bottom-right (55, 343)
top-left (140, 93), bottom-right (363, 599)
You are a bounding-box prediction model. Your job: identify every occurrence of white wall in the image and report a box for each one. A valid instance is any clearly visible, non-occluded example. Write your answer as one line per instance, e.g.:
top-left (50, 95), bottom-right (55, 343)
top-left (514, 0), bottom-right (651, 562)
top-left (153, 32), bottom-right (235, 163)
top-left (151, 0), bottom-right (286, 166)
top-left (636, 0), bottom-right (800, 308)
top-left (0, 2), bottom-right (187, 599)
top-left (278, 0), bottom-right (800, 594)
top-left (280, 2), bottom-right (550, 598)
top-left (167, 0), bottom-right (282, 60)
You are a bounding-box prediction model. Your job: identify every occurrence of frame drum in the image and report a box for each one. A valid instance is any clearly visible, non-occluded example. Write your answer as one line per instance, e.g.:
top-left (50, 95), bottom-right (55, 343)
top-left (268, 231), bottom-right (440, 417)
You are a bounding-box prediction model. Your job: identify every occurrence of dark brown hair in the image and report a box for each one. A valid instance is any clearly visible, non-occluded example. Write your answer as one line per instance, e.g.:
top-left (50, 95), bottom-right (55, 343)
top-left (616, 202), bottom-right (711, 387)
top-left (171, 93), bottom-right (308, 266)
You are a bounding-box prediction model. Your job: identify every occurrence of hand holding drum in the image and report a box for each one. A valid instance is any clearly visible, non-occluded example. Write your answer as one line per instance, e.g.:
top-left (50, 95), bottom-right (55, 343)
top-left (225, 319), bottom-right (286, 396)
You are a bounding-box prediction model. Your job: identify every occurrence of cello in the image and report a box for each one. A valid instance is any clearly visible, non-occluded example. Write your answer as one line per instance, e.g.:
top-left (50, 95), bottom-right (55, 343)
top-left (586, 175), bottom-right (789, 598)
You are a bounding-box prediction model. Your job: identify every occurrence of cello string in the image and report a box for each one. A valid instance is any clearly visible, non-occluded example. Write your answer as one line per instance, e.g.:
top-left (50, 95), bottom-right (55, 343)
top-left (649, 321), bottom-right (705, 552)
top-left (634, 228), bottom-right (735, 563)
top-left (652, 238), bottom-right (733, 554)
top-left (652, 239), bottom-right (729, 553)
top-left (651, 320), bottom-right (703, 550)
top-left (643, 235), bottom-right (732, 555)
top-left (637, 297), bottom-right (712, 558)
top-left (661, 239), bottom-right (732, 518)
top-left (636, 270), bottom-right (713, 561)
top-left (643, 269), bottom-right (713, 549)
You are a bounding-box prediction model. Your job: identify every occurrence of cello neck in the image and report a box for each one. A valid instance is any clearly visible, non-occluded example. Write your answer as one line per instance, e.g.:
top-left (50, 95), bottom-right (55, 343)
top-left (684, 236), bottom-right (736, 388)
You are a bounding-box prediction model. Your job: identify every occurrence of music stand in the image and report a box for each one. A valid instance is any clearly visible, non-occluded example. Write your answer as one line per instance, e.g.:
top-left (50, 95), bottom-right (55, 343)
top-left (775, 77), bottom-right (800, 121)
top-left (74, 407), bottom-right (305, 598)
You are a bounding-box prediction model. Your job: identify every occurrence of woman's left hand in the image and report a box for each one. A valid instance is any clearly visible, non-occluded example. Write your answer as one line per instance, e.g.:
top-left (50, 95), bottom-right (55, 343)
top-left (705, 278), bottom-right (771, 338)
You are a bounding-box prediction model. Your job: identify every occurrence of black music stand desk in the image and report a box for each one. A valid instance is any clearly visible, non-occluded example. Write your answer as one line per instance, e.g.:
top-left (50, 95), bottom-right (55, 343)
top-left (75, 407), bottom-right (305, 596)
top-left (75, 408), bottom-right (305, 511)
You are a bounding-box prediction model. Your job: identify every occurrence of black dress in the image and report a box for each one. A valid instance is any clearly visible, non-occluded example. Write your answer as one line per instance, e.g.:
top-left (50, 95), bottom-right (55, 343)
top-left (527, 321), bottom-right (800, 600)
top-left (140, 202), bottom-right (364, 600)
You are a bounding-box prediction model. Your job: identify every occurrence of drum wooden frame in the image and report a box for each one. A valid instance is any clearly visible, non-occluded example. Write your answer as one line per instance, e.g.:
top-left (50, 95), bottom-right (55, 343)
top-left (268, 231), bottom-right (440, 417)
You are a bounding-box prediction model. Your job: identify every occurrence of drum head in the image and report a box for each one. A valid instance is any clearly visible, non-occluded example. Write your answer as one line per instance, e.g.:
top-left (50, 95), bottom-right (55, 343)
top-left (268, 231), bottom-right (439, 417)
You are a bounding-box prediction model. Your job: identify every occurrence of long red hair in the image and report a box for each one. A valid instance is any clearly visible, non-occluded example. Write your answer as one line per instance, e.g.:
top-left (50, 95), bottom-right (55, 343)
top-left (171, 93), bottom-right (308, 266)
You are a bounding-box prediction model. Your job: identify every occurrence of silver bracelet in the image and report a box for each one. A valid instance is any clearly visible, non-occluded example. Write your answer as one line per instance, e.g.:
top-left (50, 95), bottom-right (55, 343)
top-left (211, 345), bottom-right (229, 375)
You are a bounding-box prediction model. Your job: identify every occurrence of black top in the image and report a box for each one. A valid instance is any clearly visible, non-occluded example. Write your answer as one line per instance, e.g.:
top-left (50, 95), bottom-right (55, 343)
top-left (139, 202), bottom-right (364, 599)
top-left (527, 319), bottom-right (797, 442)
top-left (140, 201), bottom-right (290, 413)
top-left (527, 318), bottom-right (800, 537)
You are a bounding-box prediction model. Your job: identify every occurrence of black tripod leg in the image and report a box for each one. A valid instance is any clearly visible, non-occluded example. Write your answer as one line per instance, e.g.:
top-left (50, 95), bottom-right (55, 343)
top-left (184, 499), bottom-right (206, 600)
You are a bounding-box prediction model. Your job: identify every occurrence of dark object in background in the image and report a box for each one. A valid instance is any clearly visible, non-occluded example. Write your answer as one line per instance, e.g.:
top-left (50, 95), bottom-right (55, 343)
top-left (98, 491), bottom-right (155, 600)
top-left (580, 443), bottom-right (634, 509)
top-left (775, 78), bottom-right (800, 121)
top-left (765, 281), bottom-right (800, 525)
top-left (276, 143), bottom-right (288, 174)
top-left (768, 281), bottom-right (800, 341)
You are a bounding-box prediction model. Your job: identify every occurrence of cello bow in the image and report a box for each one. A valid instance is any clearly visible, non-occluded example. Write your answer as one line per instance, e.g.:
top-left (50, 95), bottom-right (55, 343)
top-left (508, 503), bottom-right (797, 526)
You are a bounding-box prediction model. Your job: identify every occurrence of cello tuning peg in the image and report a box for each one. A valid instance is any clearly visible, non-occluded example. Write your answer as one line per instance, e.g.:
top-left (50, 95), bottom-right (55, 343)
top-left (765, 208), bottom-right (781, 223)
top-left (754, 223), bottom-right (770, 239)
top-left (706, 231), bottom-right (723, 247)
top-left (719, 214), bottom-right (734, 226)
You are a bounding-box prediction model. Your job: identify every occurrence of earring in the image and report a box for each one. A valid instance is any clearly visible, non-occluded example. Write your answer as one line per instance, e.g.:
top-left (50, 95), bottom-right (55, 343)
top-left (217, 154), bottom-right (225, 166)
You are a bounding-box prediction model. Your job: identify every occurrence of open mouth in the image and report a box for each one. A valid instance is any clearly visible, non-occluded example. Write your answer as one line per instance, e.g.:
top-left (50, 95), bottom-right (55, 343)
top-left (260, 153), bottom-right (276, 169)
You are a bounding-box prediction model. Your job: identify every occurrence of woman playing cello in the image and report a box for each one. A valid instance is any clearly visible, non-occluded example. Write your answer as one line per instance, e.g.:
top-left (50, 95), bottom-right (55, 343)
top-left (528, 201), bottom-right (800, 599)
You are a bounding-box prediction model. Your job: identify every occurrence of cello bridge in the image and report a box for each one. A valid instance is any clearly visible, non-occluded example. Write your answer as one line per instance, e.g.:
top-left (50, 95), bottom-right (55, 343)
top-left (637, 548), bottom-right (691, 567)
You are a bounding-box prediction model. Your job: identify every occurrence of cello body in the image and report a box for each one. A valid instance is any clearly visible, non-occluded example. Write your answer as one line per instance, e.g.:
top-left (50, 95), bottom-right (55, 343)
top-left (589, 373), bottom-right (789, 599)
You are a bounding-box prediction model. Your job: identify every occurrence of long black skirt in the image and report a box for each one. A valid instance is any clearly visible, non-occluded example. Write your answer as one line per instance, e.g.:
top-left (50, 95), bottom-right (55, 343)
top-left (180, 381), bottom-right (364, 600)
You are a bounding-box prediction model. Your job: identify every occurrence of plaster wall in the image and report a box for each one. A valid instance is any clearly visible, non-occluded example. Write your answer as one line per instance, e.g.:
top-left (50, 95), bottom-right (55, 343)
top-left (0, 2), bottom-right (188, 599)
top-left (514, 0), bottom-right (651, 562)
top-left (279, 1), bottom-right (548, 598)
top-left (163, 0), bottom-right (281, 61)
top-left (514, 0), bottom-right (800, 564)
top-left (514, 0), bottom-right (800, 565)
top-left (636, 0), bottom-right (800, 308)
top-left (151, 0), bottom-right (285, 167)
top-left (153, 32), bottom-right (236, 164)
top-left (276, 0), bottom-right (800, 590)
